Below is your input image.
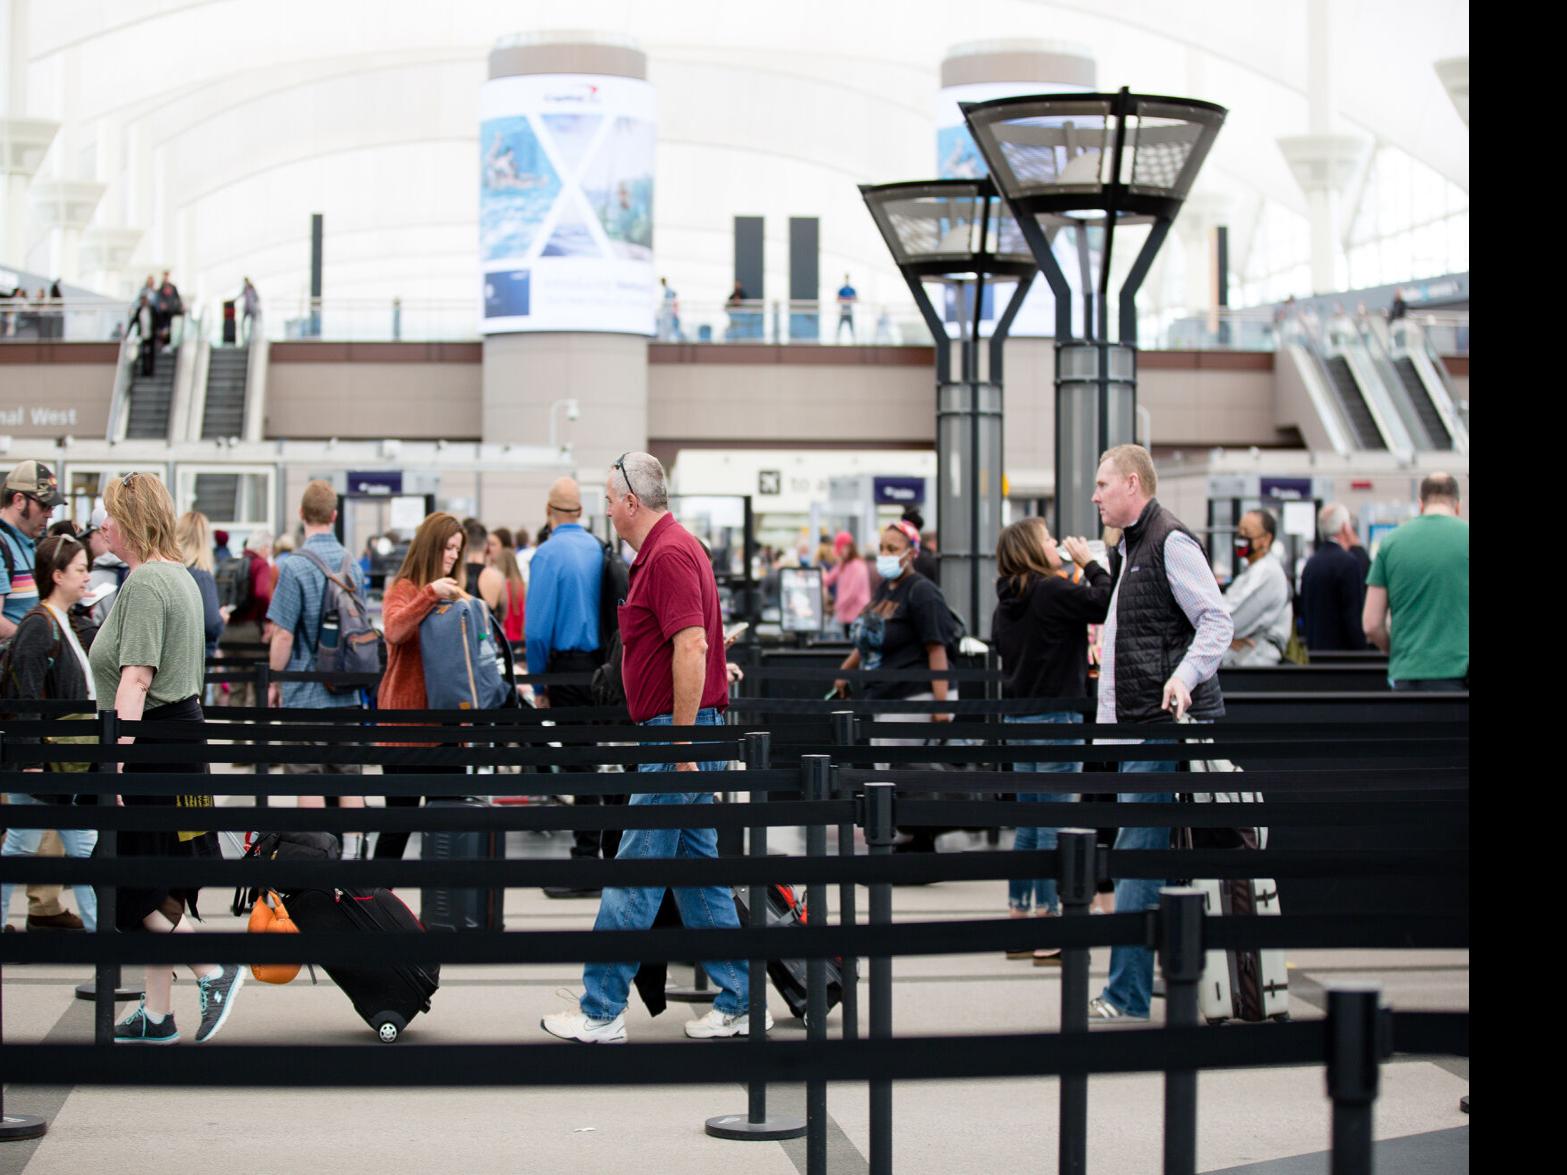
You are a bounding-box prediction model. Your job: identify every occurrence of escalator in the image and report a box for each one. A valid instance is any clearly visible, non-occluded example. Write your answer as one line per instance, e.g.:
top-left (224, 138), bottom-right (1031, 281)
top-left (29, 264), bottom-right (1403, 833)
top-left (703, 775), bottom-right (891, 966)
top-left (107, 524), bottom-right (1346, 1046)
top-left (201, 347), bottom-right (249, 439)
top-left (191, 473), bottom-right (242, 520)
top-left (1322, 356), bottom-right (1386, 449)
top-left (1392, 357), bottom-right (1453, 450)
top-left (125, 350), bottom-right (177, 440)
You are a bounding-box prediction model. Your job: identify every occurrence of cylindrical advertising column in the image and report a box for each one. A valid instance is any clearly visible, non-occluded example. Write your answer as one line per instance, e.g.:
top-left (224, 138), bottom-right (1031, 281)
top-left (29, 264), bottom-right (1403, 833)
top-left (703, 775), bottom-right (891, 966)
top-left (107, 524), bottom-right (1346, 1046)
top-left (480, 34), bottom-right (654, 512)
top-left (937, 41), bottom-right (1096, 338)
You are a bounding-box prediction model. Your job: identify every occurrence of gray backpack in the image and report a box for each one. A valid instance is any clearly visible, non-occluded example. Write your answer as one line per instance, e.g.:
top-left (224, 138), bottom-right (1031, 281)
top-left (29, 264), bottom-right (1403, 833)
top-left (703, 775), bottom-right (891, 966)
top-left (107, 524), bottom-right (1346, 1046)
top-left (295, 549), bottom-right (385, 692)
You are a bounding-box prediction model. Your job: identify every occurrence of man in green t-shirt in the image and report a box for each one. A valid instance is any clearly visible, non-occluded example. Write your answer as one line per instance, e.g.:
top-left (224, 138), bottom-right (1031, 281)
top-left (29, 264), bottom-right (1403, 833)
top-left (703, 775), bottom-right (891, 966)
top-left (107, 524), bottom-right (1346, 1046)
top-left (1363, 473), bottom-right (1469, 688)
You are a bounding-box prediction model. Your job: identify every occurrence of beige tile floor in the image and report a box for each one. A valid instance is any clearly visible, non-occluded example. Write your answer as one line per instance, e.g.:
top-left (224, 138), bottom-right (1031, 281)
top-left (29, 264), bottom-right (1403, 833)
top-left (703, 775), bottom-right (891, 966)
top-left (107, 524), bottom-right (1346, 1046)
top-left (1, 781), bottom-right (1468, 1175)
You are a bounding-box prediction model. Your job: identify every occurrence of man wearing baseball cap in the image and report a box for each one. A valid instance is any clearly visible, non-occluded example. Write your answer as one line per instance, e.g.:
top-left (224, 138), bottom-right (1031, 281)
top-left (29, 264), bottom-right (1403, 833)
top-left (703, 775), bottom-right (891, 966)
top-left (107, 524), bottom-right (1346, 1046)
top-left (0, 459), bottom-right (84, 933)
top-left (0, 460), bottom-right (65, 643)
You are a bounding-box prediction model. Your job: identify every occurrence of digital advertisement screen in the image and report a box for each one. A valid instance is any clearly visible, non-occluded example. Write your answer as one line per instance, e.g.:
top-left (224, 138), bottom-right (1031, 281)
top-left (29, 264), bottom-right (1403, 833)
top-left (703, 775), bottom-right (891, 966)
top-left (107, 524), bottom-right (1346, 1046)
top-left (779, 567), bottom-right (825, 634)
top-left (480, 73), bottom-right (656, 335)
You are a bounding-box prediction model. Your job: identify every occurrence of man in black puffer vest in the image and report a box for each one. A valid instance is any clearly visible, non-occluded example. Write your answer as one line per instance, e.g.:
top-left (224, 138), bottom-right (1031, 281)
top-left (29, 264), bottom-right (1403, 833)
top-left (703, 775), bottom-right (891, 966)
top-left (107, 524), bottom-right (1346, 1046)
top-left (1087, 445), bottom-right (1232, 1023)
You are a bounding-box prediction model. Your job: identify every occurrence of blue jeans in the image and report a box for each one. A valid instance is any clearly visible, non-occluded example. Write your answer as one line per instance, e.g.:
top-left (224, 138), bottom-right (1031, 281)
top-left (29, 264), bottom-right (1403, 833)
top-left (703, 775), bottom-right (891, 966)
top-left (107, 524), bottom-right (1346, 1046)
top-left (1100, 739), bottom-right (1178, 1019)
top-left (1, 793), bottom-right (99, 932)
top-left (1006, 712), bottom-right (1083, 913)
top-left (580, 708), bottom-right (749, 1019)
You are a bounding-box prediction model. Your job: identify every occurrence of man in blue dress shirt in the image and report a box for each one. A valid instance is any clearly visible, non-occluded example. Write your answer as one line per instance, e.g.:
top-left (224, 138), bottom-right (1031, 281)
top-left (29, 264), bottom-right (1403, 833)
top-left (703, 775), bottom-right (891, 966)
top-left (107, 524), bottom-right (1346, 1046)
top-left (525, 477), bottom-right (619, 890)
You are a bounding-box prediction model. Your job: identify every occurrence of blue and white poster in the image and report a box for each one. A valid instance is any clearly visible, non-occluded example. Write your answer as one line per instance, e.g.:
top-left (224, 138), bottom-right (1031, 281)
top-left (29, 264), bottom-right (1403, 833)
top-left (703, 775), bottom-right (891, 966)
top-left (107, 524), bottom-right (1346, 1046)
top-left (937, 79), bottom-right (1092, 338)
top-left (480, 74), bottom-right (657, 335)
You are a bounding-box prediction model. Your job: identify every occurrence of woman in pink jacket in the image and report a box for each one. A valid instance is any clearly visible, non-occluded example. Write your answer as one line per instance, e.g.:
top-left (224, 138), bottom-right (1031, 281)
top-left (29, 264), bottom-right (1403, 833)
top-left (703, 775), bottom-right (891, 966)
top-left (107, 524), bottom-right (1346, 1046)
top-left (823, 531), bottom-right (871, 634)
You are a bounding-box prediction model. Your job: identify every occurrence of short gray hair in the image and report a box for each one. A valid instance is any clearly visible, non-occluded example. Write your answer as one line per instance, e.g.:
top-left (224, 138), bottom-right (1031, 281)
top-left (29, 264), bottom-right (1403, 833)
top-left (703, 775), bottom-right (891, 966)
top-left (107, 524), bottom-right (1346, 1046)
top-left (609, 451), bottom-right (669, 510)
top-left (1318, 502), bottom-right (1349, 540)
top-left (244, 528), bottom-right (273, 553)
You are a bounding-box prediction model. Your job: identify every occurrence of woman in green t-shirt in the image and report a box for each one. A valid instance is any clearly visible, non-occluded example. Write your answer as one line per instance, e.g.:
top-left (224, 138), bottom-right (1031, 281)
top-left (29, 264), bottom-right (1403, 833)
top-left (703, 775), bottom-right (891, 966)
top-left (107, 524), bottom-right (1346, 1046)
top-left (89, 472), bottom-right (246, 1045)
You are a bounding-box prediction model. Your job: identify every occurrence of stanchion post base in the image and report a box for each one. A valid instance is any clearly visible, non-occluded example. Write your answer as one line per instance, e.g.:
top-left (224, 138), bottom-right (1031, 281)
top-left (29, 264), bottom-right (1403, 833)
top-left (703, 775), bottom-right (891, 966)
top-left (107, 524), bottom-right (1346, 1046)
top-left (0, 1115), bottom-right (47, 1142)
top-left (705, 1114), bottom-right (807, 1141)
top-left (74, 979), bottom-right (144, 1003)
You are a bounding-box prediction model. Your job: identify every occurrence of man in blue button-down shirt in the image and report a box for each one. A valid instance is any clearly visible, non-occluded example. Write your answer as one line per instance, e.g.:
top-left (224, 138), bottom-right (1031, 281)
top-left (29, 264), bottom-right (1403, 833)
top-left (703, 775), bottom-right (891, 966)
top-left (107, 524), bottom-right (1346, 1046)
top-left (525, 477), bottom-right (619, 882)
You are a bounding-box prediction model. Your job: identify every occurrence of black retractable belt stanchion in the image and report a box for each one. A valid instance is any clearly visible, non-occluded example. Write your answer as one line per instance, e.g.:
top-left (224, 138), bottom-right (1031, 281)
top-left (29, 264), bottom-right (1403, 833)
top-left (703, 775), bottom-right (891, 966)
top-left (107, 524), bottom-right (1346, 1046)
top-left (802, 754), bottom-right (832, 1175)
top-left (76, 709), bottom-right (141, 1015)
top-left (706, 732), bottom-right (805, 1142)
top-left (1056, 827), bottom-right (1097, 1175)
top-left (831, 710), bottom-right (859, 1040)
top-left (254, 663), bottom-right (271, 807)
top-left (1159, 887), bottom-right (1206, 1175)
top-left (1326, 984), bottom-right (1383, 1175)
top-left (0, 731), bottom-right (46, 1142)
top-left (864, 780), bottom-right (895, 1175)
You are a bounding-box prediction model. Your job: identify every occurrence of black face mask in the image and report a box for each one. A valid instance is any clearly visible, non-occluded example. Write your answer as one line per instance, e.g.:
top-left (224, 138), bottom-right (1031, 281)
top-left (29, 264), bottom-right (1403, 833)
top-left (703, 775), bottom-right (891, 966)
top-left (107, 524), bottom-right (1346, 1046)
top-left (1233, 535), bottom-right (1254, 562)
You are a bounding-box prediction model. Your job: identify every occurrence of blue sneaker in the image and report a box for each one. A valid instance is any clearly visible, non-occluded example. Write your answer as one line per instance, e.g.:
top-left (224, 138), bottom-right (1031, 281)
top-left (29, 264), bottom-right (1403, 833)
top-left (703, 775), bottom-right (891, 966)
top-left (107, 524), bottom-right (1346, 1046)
top-left (195, 965), bottom-right (245, 1043)
top-left (114, 1001), bottom-right (180, 1044)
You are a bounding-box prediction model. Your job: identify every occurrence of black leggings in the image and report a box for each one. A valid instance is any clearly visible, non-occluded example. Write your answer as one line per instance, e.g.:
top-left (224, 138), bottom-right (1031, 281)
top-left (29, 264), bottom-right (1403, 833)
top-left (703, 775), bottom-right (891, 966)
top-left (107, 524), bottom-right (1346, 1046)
top-left (371, 764), bottom-right (451, 860)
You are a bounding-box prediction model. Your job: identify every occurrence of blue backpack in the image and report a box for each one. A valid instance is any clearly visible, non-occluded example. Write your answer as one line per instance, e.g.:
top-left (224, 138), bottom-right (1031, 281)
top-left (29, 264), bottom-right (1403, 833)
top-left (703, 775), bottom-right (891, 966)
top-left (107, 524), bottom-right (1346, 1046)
top-left (419, 596), bottom-right (513, 710)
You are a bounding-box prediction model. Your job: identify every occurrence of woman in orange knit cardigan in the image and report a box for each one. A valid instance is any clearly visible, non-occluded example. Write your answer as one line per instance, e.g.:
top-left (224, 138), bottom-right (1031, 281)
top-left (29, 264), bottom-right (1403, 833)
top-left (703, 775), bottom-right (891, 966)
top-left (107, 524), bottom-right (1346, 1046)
top-left (373, 512), bottom-right (466, 860)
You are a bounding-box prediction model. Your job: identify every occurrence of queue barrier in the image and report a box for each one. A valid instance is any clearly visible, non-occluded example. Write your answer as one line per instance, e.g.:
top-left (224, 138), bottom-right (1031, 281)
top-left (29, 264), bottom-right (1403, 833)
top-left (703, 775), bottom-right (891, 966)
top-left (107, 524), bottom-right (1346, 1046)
top-left (0, 703), bottom-right (1468, 1174)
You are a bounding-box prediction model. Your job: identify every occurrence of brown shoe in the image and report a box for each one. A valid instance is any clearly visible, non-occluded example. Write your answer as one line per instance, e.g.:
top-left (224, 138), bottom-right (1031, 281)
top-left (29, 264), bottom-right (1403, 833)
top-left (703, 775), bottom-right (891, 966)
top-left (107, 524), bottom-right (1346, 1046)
top-left (27, 911), bottom-right (85, 931)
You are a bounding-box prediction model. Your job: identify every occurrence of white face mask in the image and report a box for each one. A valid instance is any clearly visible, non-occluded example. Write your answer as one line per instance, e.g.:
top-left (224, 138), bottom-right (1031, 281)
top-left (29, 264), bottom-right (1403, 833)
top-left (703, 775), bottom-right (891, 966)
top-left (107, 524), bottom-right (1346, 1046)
top-left (876, 554), bottom-right (904, 580)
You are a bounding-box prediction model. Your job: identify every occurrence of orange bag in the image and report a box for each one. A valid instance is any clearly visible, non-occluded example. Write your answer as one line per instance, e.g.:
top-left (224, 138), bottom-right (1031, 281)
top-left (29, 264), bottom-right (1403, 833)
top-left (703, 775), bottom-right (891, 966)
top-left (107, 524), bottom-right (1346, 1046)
top-left (247, 890), bottom-right (302, 984)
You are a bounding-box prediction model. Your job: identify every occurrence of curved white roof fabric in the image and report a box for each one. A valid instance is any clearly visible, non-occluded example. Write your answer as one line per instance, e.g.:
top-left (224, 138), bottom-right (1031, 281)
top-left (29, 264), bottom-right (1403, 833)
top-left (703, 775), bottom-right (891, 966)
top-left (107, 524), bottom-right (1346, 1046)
top-left (6, 0), bottom-right (1468, 316)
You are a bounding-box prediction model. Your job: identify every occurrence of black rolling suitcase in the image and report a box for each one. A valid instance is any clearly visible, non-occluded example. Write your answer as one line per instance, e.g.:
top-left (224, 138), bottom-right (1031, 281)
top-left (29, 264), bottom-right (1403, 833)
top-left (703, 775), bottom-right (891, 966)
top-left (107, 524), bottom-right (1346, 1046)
top-left (733, 883), bottom-right (844, 1020)
top-left (420, 797), bottom-right (505, 932)
top-left (287, 886), bottom-right (440, 1042)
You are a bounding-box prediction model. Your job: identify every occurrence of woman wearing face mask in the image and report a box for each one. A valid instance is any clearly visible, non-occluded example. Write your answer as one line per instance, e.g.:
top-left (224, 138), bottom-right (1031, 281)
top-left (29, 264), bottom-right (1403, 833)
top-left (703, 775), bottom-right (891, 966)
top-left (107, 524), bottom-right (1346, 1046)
top-left (373, 512), bottom-right (465, 861)
top-left (833, 521), bottom-right (958, 852)
top-left (990, 518), bottom-right (1111, 960)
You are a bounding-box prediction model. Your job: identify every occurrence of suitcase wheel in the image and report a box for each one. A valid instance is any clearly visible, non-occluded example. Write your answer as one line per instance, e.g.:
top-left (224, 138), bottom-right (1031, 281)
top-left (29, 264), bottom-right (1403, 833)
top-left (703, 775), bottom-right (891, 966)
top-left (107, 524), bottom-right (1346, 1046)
top-left (373, 1012), bottom-right (407, 1043)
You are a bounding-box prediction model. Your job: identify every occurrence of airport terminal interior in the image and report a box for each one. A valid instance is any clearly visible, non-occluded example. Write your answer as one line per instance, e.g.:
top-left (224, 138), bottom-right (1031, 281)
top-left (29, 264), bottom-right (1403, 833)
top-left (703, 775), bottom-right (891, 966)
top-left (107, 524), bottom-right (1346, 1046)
top-left (0, 1), bottom-right (1467, 1172)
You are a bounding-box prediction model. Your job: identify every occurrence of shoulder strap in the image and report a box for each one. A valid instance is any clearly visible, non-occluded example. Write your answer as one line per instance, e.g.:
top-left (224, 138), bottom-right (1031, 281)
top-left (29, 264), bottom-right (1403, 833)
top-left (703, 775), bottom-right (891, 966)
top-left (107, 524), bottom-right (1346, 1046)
top-left (292, 546), bottom-right (358, 648)
top-left (0, 522), bottom-right (18, 578)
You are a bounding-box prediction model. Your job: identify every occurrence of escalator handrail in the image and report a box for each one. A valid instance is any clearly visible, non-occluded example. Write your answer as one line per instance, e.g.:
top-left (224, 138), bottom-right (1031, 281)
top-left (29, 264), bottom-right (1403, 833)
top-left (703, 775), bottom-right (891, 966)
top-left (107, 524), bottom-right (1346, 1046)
top-left (1282, 312), bottom-right (1363, 452)
top-left (1356, 317), bottom-right (1434, 451)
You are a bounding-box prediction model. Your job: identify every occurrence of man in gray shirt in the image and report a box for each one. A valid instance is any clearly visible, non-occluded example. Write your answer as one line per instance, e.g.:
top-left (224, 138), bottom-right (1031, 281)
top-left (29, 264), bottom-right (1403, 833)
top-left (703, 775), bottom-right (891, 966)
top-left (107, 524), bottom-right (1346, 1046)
top-left (1221, 509), bottom-right (1293, 667)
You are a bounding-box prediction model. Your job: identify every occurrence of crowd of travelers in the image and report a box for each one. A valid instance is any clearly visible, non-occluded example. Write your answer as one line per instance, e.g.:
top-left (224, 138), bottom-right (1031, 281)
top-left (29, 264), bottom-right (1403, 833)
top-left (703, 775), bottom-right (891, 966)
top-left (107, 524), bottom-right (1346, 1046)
top-left (0, 446), bottom-right (1468, 1039)
top-left (0, 281), bottom-right (67, 339)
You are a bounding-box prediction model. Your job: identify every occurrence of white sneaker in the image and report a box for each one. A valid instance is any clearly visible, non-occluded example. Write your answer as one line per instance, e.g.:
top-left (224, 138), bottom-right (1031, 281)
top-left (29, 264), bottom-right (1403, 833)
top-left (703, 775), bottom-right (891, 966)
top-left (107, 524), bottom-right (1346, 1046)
top-left (541, 991), bottom-right (626, 1044)
top-left (684, 1007), bottom-right (774, 1039)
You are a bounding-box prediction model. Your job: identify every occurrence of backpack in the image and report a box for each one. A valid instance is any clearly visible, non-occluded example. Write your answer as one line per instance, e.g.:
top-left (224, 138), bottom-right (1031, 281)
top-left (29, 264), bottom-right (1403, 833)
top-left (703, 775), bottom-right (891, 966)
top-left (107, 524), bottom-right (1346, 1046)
top-left (294, 549), bottom-right (385, 692)
top-left (0, 606), bottom-right (94, 797)
top-left (599, 538), bottom-right (630, 654)
top-left (419, 596), bottom-right (513, 710)
top-left (590, 629), bottom-right (626, 708)
top-left (215, 554), bottom-right (252, 613)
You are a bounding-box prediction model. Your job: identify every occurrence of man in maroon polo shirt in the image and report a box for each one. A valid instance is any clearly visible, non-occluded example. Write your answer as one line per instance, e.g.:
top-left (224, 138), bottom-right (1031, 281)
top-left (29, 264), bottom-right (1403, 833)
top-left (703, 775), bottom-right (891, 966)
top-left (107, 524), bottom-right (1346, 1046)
top-left (542, 451), bottom-right (766, 1045)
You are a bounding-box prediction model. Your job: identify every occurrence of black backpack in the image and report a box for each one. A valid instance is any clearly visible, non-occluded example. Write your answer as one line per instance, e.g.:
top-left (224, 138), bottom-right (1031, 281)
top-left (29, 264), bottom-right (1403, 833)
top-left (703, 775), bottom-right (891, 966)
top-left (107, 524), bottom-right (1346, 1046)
top-left (215, 554), bottom-right (252, 613)
top-left (590, 629), bottom-right (626, 708)
top-left (599, 539), bottom-right (630, 654)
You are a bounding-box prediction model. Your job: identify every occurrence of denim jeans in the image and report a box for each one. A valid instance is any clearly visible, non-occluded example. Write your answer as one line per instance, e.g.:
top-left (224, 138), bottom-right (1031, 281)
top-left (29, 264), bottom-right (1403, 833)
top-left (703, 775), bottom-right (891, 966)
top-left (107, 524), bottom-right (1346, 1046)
top-left (1006, 712), bottom-right (1083, 913)
top-left (580, 708), bottom-right (749, 1020)
top-left (1100, 739), bottom-right (1178, 1019)
top-left (1, 793), bottom-right (99, 931)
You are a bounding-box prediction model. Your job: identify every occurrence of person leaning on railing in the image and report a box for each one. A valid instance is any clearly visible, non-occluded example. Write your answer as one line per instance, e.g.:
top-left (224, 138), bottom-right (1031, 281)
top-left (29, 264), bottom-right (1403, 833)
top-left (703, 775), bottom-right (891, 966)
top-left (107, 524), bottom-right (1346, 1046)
top-left (372, 511), bottom-right (466, 861)
top-left (87, 472), bottom-right (246, 1045)
top-left (0, 534), bottom-right (100, 933)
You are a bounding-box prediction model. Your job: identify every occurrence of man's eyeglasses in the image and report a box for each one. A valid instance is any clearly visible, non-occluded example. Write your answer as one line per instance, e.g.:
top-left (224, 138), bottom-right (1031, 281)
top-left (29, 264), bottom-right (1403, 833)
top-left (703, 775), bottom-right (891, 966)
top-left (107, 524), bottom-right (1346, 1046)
top-left (614, 453), bottom-right (641, 504)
